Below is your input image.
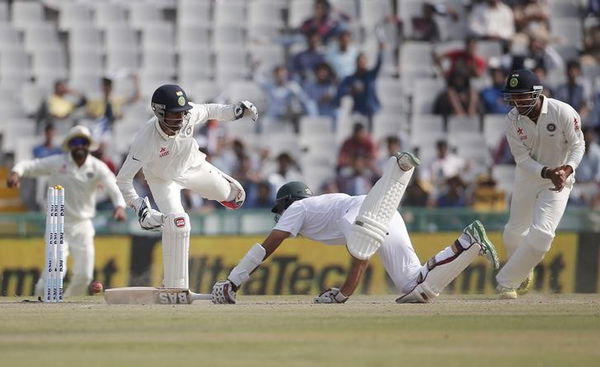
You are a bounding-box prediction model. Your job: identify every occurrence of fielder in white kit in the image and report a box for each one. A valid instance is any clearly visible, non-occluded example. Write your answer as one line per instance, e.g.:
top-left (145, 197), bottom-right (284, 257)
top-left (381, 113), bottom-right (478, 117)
top-left (7, 125), bottom-right (127, 296)
top-left (116, 84), bottom-right (258, 289)
top-left (211, 152), bottom-right (499, 304)
top-left (496, 69), bottom-right (585, 299)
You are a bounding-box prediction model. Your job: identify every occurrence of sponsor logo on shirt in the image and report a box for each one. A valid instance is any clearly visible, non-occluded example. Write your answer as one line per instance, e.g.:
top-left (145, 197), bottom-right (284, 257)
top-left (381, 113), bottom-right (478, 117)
top-left (574, 118), bottom-right (580, 130)
top-left (159, 146), bottom-right (169, 158)
top-left (517, 127), bottom-right (527, 140)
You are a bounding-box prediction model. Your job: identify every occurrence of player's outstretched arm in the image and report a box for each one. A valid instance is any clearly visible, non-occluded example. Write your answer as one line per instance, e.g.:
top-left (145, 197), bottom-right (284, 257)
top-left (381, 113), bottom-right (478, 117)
top-left (314, 257), bottom-right (369, 304)
top-left (211, 230), bottom-right (289, 304)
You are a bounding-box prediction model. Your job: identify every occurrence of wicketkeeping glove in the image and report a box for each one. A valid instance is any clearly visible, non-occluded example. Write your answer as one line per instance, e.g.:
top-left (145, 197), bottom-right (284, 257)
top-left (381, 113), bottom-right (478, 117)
top-left (133, 197), bottom-right (164, 232)
top-left (211, 279), bottom-right (237, 304)
top-left (313, 288), bottom-right (348, 304)
top-left (234, 100), bottom-right (258, 122)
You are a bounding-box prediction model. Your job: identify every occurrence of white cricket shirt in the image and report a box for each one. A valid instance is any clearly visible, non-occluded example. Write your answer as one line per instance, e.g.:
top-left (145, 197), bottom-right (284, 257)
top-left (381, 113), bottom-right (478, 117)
top-left (116, 102), bottom-right (236, 207)
top-left (274, 193), bottom-right (364, 245)
top-left (505, 96), bottom-right (585, 180)
top-left (12, 153), bottom-right (126, 220)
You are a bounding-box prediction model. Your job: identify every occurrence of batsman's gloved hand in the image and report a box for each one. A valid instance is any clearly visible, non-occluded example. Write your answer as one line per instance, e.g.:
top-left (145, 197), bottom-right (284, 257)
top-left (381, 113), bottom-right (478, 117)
top-left (133, 197), bottom-right (164, 232)
top-left (211, 279), bottom-right (237, 304)
top-left (313, 288), bottom-right (348, 304)
top-left (234, 100), bottom-right (258, 122)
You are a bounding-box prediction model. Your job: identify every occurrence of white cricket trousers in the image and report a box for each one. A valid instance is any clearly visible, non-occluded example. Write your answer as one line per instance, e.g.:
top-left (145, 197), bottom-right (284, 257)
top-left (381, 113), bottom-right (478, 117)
top-left (496, 170), bottom-right (572, 288)
top-left (145, 160), bottom-right (234, 215)
top-left (341, 204), bottom-right (422, 293)
top-left (35, 217), bottom-right (95, 296)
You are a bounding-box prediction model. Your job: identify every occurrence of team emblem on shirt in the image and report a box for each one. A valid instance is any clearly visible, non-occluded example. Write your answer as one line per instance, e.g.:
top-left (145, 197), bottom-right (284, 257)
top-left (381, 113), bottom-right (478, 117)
top-left (86, 172), bottom-right (94, 179)
top-left (546, 123), bottom-right (556, 132)
top-left (159, 146), bottom-right (170, 157)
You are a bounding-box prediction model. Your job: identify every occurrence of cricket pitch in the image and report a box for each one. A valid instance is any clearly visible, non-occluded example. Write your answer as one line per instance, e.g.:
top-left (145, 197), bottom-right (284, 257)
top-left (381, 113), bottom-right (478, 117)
top-left (1, 294), bottom-right (599, 367)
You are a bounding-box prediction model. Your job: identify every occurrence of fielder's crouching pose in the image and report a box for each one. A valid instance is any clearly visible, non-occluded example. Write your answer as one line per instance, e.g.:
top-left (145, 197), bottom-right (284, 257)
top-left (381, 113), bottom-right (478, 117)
top-left (495, 70), bottom-right (585, 299)
top-left (211, 152), bottom-right (499, 304)
top-left (116, 84), bottom-right (257, 289)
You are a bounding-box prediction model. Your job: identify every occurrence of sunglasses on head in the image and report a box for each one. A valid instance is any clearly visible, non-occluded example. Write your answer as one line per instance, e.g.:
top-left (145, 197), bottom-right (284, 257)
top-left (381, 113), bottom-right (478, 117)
top-left (68, 137), bottom-right (90, 147)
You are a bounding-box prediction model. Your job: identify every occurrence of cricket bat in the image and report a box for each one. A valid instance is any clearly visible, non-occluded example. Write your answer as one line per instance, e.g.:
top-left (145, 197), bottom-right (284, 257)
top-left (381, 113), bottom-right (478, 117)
top-left (104, 287), bottom-right (212, 304)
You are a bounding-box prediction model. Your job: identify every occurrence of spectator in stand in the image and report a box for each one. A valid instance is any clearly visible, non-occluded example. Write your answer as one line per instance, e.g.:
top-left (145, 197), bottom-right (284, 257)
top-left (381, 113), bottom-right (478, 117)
top-left (591, 92), bottom-right (600, 131)
top-left (335, 153), bottom-right (375, 196)
top-left (325, 30), bottom-right (360, 80)
top-left (33, 123), bottom-right (62, 158)
top-left (532, 64), bottom-right (553, 97)
top-left (508, 31), bottom-right (564, 72)
top-left (582, 20), bottom-right (600, 66)
top-left (480, 66), bottom-right (511, 114)
top-left (36, 80), bottom-right (87, 132)
top-left (377, 135), bottom-right (403, 174)
top-left (433, 36), bottom-right (487, 78)
top-left (493, 135), bottom-right (516, 165)
top-left (512, 0), bottom-right (550, 43)
top-left (468, 0), bottom-right (515, 45)
top-left (554, 60), bottom-right (591, 122)
top-left (230, 153), bottom-right (263, 210)
top-left (299, 0), bottom-right (350, 45)
top-left (411, 2), bottom-right (441, 42)
top-left (336, 42), bottom-right (384, 128)
top-left (421, 140), bottom-right (469, 192)
top-left (433, 70), bottom-right (480, 117)
top-left (337, 122), bottom-right (377, 170)
top-left (266, 152), bottom-right (303, 191)
top-left (571, 127), bottom-right (600, 206)
top-left (402, 176), bottom-right (430, 207)
top-left (87, 74), bottom-right (140, 136)
top-left (471, 174), bottom-right (506, 212)
top-left (436, 175), bottom-right (468, 208)
top-left (303, 62), bottom-right (339, 127)
top-left (290, 31), bottom-right (326, 83)
top-left (246, 181), bottom-right (275, 209)
top-left (258, 65), bottom-right (317, 132)
top-left (90, 142), bottom-right (117, 174)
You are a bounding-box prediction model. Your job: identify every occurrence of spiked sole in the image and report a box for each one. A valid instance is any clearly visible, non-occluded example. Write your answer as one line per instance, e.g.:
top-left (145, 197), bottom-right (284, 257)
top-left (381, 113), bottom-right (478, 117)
top-left (469, 220), bottom-right (500, 270)
top-left (517, 270), bottom-right (534, 295)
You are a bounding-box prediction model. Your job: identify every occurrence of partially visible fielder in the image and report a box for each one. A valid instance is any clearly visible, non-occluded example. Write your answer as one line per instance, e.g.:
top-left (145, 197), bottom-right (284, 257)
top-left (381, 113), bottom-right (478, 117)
top-left (7, 126), bottom-right (127, 296)
top-left (211, 152), bottom-right (499, 304)
top-left (495, 69), bottom-right (584, 299)
top-left (116, 84), bottom-right (257, 290)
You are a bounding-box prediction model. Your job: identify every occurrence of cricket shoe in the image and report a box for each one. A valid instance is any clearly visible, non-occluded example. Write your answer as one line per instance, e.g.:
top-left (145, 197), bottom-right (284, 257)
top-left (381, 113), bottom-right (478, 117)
top-left (394, 151), bottom-right (420, 171)
top-left (517, 270), bottom-right (534, 296)
top-left (497, 285), bottom-right (518, 299)
top-left (461, 220), bottom-right (500, 270)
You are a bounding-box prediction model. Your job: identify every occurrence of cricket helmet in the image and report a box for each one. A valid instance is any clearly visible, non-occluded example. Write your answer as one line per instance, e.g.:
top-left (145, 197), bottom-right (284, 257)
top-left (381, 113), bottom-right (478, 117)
top-left (151, 84), bottom-right (193, 132)
top-left (271, 181), bottom-right (313, 214)
top-left (503, 69), bottom-right (543, 116)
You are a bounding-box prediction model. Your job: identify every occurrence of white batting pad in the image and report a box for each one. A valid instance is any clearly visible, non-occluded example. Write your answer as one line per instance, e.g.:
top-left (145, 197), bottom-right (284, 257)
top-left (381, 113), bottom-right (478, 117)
top-left (397, 242), bottom-right (481, 303)
top-left (346, 154), bottom-right (415, 260)
top-left (162, 213), bottom-right (191, 288)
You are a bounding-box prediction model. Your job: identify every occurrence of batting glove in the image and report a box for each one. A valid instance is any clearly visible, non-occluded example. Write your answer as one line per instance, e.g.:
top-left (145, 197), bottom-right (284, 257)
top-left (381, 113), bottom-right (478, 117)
top-left (211, 279), bottom-right (237, 304)
top-left (234, 100), bottom-right (258, 122)
top-left (313, 288), bottom-right (348, 304)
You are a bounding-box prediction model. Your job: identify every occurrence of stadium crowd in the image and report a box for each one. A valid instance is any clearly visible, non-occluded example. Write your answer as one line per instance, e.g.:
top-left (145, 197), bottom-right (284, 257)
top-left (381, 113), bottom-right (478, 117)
top-left (1, 0), bottom-right (599, 214)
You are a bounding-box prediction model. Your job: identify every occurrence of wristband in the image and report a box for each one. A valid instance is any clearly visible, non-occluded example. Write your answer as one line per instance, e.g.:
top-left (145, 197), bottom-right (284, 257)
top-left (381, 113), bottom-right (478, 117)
top-left (541, 167), bottom-right (549, 179)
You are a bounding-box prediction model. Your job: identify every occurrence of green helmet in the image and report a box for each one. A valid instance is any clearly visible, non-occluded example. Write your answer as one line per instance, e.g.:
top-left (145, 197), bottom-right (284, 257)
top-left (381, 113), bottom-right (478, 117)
top-left (271, 181), bottom-right (313, 214)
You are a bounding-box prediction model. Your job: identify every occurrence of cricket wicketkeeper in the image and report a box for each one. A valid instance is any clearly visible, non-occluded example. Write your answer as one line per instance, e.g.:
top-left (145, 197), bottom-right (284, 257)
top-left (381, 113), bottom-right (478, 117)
top-left (116, 84), bottom-right (258, 290)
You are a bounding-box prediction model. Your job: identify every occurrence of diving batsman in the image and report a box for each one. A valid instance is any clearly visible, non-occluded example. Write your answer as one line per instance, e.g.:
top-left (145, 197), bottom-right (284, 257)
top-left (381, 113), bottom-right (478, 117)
top-left (211, 152), bottom-right (499, 304)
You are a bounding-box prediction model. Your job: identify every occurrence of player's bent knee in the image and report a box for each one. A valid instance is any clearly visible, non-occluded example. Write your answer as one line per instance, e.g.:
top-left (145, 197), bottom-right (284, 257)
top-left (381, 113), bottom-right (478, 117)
top-left (526, 227), bottom-right (554, 254)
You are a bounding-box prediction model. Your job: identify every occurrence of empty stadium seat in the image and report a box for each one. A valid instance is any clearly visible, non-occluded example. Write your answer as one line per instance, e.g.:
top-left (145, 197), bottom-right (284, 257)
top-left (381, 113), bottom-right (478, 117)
top-left (214, 0), bottom-right (247, 26)
top-left (93, 3), bottom-right (128, 29)
top-left (59, 3), bottom-right (93, 30)
top-left (411, 114), bottom-right (444, 144)
top-left (289, 0), bottom-right (314, 28)
top-left (447, 116), bottom-right (481, 134)
top-left (12, 2), bottom-right (44, 29)
top-left (483, 114), bottom-right (507, 149)
top-left (128, 3), bottom-right (163, 30)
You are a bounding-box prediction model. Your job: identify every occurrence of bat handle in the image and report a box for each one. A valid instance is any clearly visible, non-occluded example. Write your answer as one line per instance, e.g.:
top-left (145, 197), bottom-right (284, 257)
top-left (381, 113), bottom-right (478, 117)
top-left (189, 292), bottom-right (212, 302)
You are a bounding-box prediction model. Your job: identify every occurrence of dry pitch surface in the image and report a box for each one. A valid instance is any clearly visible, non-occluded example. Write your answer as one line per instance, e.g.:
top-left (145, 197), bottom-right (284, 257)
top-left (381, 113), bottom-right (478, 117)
top-left (1, 294), bottom-right (599, 367)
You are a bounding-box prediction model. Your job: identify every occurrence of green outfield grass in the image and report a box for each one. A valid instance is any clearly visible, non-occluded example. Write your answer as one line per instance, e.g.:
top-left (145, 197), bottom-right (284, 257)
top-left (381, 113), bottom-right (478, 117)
top-left (1, 294), bottom-right (599, 367)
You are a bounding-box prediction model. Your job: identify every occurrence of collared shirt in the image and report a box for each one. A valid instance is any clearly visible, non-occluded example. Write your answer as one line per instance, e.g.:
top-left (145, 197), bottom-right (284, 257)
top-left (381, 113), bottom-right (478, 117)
top-left (325, 45), bottom-right (359, 80)
top-left (468, 2), bottom-right (515, 41)
top-left (505, 96), bottom-right (585, 180)
top-left (273, 193), bottom-right (362, 245)
top-left (116, 102), bottom-right (236, 207)
top-left (12, 153), bottom-right (125, 220)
